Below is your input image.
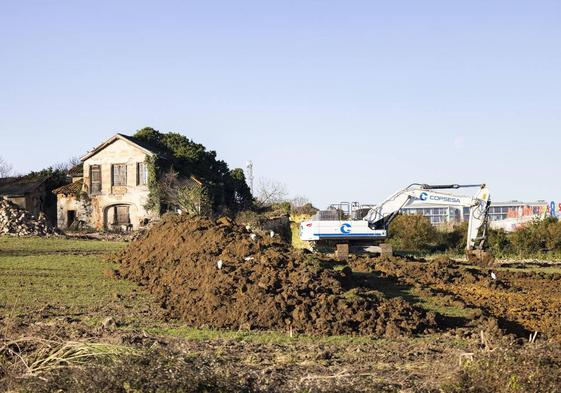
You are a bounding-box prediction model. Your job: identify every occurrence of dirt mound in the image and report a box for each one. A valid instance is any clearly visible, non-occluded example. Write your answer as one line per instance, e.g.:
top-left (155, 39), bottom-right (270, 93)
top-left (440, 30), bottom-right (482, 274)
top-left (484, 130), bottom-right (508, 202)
top-left (115, 215), bottom-right (435, 336)
top-left (0, 198), bottom-right (58, 236)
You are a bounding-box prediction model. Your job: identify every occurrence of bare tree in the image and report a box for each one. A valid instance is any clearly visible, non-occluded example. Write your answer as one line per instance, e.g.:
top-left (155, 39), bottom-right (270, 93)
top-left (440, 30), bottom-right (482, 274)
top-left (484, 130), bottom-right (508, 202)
top-left (51, 156), bottom-right (81, 172)
top-left (0, 156), bottom-right (13, 178)
top-left (255, 178), bottom-right (288, 207)
top-left (157, 168), bottom-right (181, 210)
top-left (154, 168), bottom-right (209, 215)
top-left (176, 182), bottom-right (208, 215)
top-left (290, 195), bottom-right (318, 216)
top-left (290, 195), bottom-right (310, 208)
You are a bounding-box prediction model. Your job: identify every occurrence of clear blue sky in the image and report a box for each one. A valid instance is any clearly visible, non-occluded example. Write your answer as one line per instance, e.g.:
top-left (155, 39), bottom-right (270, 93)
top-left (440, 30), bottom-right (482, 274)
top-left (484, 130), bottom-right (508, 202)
top-left (1, 1), bottom-right (560, 207)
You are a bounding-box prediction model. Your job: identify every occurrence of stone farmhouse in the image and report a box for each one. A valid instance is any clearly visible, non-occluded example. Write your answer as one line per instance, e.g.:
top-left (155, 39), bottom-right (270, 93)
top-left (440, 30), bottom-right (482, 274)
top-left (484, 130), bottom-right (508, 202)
top-left (52, 133), bottom-right (203, 231)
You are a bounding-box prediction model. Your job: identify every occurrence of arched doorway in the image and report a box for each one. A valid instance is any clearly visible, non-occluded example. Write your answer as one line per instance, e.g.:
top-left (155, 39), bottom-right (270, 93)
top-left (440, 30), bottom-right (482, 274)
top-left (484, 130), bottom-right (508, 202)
top-left (104, 204), bottom-right (136, 231)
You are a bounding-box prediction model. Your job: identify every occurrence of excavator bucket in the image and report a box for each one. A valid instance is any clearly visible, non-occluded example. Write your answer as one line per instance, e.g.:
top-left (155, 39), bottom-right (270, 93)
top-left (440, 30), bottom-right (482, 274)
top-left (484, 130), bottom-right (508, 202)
top-left (466, 249), bottom-right (495, 267)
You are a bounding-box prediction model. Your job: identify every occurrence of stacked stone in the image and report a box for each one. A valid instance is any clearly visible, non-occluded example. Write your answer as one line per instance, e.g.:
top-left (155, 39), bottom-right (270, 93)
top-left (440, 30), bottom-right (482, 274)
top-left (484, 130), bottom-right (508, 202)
top-left (0, 198), bottom-right (58, 236)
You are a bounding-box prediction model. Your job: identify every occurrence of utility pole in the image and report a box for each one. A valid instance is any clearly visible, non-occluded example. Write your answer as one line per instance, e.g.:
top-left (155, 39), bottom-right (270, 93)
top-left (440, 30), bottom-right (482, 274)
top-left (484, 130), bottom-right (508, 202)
top-left (246, 160), bottom-right (254, 195)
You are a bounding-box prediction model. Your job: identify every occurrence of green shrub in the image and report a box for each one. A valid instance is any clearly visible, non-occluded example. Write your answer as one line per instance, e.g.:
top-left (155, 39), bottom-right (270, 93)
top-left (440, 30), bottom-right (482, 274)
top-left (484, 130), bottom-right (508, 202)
top-left (437, 222), bottom-right (467, 253)
top-left (384, 214), bottom-right (561, 258)
top-left (487, 228), bottom-right (512, 256)
top-left (291, 203), bottom-right (318, 216)
top-left (388, 214), bottom-right (438, 252)
top-left (510, 217), bottom-right (561, 255)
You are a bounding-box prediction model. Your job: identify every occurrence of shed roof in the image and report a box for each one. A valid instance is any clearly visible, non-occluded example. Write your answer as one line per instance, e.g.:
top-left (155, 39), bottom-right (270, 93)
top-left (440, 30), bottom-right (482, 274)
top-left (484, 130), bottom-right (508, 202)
top-left (52, 179), bottom-right (83, 195)
top-left (68, 164), bottom-right (84, 176)
top-left (0, 175), bottom-right (50, 197)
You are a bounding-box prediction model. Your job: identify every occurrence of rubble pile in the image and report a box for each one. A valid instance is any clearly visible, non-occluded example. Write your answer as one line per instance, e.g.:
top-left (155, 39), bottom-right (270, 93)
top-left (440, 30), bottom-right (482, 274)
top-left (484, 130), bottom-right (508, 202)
top-left (0, 198), bottom-right (58, 236)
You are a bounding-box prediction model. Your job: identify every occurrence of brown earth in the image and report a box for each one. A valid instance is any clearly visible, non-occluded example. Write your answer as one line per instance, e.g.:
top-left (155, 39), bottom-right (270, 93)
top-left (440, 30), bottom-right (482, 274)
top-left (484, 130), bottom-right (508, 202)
top-left (351, 256), bottom-right (561, 340)
top-left (115, 215), bottom-right (436, 337)
top-left (115, 214), bottom-right (561, 341)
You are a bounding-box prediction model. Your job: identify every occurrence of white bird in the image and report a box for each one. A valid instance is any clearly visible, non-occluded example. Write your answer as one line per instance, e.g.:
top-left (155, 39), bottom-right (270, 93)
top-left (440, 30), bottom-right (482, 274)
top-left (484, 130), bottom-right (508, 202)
top-left (490, 272), bottom-right (497, 280)
top-left (217, 260), bottom-right (223, 270)
top-left (244, 257), bottom-right (254, 261)
top-left (269, 230), bottom-right (275, 238)
top-left (245, 224), bottom-right (251, 231)
top-left (249, 233), bottom-right (257, 241)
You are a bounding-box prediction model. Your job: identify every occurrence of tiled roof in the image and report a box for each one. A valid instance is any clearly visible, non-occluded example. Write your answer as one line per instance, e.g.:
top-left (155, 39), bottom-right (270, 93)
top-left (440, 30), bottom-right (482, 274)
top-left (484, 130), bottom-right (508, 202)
top-left (52, 179), bottom-right (83, 195)
top-left (68, 164), bottom-right (83, 176)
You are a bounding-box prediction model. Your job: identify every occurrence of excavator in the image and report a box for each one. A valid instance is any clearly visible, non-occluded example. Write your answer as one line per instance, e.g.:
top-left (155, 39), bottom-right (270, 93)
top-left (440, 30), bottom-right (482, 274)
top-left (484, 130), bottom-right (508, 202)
top-left (299, 183), bottom-right (493, 264)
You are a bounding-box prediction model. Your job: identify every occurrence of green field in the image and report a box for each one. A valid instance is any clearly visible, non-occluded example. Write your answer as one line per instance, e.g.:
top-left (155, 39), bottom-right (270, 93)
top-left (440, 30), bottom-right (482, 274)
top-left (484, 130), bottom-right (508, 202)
top-left (0, 237), bottom-right (140, 322)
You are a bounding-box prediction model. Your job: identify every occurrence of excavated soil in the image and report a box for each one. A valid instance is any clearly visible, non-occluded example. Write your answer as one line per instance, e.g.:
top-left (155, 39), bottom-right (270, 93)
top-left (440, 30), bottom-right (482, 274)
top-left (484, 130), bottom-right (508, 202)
top-left (351, 256), bottom-right (561, 340)
top-left (114, 214), bottom-right (561, 340)
top-left (115, 215), bottom-right (436, 337)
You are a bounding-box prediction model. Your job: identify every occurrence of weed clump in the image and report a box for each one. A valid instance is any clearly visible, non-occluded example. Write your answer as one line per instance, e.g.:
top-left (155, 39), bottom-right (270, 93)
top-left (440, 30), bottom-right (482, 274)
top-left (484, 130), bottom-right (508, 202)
top-left (443, 342), bottom-right (561, 392)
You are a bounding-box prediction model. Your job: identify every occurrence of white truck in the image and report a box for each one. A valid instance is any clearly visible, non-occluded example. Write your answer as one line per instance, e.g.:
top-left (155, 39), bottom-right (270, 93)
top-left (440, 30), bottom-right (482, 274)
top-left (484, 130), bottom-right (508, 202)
top-left (300, 183), bottom-right (491, 260)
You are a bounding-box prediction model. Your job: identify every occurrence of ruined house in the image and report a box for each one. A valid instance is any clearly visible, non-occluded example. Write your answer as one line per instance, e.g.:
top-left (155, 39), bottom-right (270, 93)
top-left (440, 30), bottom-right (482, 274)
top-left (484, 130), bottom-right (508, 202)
top-left (53, 133), bottom-right (205, 231)
top-left (53, 134), bottom-right (159, 231)
top-left (0, 174), bottom-right (55, 223)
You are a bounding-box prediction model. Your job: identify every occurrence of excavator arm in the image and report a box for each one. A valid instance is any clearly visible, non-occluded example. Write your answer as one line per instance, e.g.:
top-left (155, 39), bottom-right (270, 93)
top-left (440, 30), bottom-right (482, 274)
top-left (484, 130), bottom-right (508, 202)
top-left (363, 184), bottom-right (491, 252)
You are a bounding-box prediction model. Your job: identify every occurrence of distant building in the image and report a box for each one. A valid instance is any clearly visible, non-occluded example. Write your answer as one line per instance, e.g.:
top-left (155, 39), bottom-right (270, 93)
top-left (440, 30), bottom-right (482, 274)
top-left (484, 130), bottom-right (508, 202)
top-left (0, 174), bottom-right (55, 223)
top-left (401, 200), bottom-right (551, 231)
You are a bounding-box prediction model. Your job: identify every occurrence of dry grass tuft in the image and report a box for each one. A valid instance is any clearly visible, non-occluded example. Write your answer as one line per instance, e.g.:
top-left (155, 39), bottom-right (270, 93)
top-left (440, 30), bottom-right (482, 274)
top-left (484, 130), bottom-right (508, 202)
top-left (0, 336), bottom-right (139, 376)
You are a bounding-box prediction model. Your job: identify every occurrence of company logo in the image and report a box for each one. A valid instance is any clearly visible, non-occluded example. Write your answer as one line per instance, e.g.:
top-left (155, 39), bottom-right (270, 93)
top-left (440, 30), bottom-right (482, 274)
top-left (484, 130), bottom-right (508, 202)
top-left (430, 195), bottom-right (461, 203)
top-left (418, 192), bottom-right (461, 204)
top-left (340, 223), bottom-right (351, 234)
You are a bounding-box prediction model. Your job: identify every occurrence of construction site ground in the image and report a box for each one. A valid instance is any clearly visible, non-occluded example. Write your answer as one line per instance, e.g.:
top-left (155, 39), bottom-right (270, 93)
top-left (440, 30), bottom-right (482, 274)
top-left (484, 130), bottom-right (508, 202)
top-left (2, 234), bottom-right (561, 392)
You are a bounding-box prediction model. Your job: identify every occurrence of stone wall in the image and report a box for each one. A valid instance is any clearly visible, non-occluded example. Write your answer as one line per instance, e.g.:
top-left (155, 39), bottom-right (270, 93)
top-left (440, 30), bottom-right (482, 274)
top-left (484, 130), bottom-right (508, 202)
top-left (56, 194), bottom-right (90, 229)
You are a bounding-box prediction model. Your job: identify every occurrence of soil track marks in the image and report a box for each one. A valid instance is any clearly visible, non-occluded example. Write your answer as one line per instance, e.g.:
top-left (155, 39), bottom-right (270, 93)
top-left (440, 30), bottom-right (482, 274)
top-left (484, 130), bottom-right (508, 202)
top-left (354, 256), bottom-right (561, 340)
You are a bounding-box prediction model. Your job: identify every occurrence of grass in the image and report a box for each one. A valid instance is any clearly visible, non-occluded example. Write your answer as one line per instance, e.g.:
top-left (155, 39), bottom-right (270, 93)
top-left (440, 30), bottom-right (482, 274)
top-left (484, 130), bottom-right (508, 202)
top-left (0, 236), bottom-right (124, 254)
top-left (143, 325), bottom-right (381, 346)
top-left (495, 264), bottom-right (561, 274)
top-left (462, 261), bottom-right (561, 275)
top-left (406, 288), bottom-right (476, 318)
top-left (0, 236), bottom-right (137, 318)
top-left (1, 337), bottom-right (140, 376)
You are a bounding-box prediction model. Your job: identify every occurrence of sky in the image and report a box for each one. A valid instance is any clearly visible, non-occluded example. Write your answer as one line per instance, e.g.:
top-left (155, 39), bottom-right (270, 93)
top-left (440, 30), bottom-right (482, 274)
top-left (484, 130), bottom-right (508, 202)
top-left (1, 0), bottom-right (560, 208)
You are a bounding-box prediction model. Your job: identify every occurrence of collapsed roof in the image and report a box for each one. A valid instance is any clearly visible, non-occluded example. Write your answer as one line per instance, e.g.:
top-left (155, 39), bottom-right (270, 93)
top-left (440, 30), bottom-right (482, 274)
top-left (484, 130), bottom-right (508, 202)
top-left (0, 175), bottom-right (51, 197)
